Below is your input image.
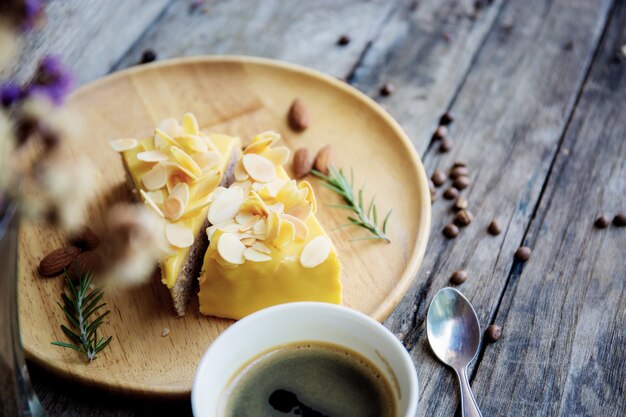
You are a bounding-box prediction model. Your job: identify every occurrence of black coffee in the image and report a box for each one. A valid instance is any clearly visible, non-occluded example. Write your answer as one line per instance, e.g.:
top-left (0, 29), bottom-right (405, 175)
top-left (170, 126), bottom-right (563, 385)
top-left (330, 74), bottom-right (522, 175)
top-left (221, 342), bottom-right (396, 417)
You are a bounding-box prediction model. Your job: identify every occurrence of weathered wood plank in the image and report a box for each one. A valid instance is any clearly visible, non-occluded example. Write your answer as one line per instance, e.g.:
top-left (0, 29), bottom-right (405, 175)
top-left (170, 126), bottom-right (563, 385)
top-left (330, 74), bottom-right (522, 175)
top-left (378, 0), bottom-right (615, 415)
top-left (113, 0), bottom-right (397, 78)
top-left (351, 0), bottom-right (505, 154)
top-left (471, 2), bottom-right (626, 415)
top-left (3, 0), bottom-right (170, 84)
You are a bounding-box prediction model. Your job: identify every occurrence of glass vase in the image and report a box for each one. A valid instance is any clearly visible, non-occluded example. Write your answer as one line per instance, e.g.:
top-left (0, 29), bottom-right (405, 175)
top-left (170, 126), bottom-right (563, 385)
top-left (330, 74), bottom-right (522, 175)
top-left (0, 203), bottom-right (45, 417)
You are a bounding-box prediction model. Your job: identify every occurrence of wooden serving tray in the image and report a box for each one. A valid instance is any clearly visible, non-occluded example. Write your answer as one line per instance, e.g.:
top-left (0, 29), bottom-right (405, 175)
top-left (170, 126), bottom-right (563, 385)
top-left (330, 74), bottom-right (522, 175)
top-left (18, 56), bottom-right (431, 396)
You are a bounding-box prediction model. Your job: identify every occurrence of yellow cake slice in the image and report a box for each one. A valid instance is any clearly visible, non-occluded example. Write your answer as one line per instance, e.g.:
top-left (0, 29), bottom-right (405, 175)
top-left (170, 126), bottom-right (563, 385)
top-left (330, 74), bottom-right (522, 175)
top-left (198, 132), bottom-right (341, 319)
top-left (110, 114), bottom-right (240, 316)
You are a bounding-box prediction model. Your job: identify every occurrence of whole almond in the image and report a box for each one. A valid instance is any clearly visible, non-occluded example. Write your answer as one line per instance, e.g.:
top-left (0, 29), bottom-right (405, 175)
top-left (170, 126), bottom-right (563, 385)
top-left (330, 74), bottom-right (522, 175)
top-left (67, 251), bottom-right (103, 282)
top-left (69, 226), bottom-right (101, 250)
top-left (293, 148), bottom-right (313, 179)
top-left (288, 98), bottom-right (310, 132)
top-left (313, 145), bottom-right (332, 175)
top-left (38, 246), bottom-right (81, 277)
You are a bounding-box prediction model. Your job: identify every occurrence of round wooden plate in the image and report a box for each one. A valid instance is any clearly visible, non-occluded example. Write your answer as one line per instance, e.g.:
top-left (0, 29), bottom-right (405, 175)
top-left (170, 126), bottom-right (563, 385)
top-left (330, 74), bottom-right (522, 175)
top-left (19, 56), bottom-right (431, 396)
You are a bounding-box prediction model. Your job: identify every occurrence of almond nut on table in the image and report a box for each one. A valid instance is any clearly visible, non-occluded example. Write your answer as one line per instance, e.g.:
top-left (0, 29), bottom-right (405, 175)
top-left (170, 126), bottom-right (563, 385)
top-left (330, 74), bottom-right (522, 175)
top-left (293, 148), bottom-right (313, 179)
top-left (38, 246), bottom-right (81, 277)
top-left (287, 98), bottom-right (310, 132)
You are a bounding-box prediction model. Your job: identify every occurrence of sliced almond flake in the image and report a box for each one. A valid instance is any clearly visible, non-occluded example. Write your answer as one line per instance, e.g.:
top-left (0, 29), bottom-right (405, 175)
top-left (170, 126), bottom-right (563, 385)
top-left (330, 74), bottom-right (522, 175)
top-left (298, 180), bottom-right (317, 213)
top-left (252, 241), bottom-right (271, 254)
top-left (234, 160), bottom-right (249, 181)
top-left (244, 131), bottom-right (279, 154)
top-left (208, 186), bottom-right (244, 225)
top-left (206, 225), bottom-right (218, 240)
top-left (194, 172), bottom-right (221, 201)
top-left (281, 213), bottom-right (308, 241)
top-left (165, 166), bottom-right (192, 192)
top-left (267, 202), bottom-right (285, 213)
top-left (265, 212), bottom-right (280, 241)
top-left (170, 182), bottom-right (190, 206)
top-left (137, 150), bottom-right (169, 162)
top-left (242, 154), bottom-right (276, 183)
top-left (217, 232), bottom-right (246, 264)
top-left (178, 135), bottom-right (208, 153)
top-left (240, 238), bottom-right (256, 247)
top-left (202, 135), bottom-right (220, 153)
top-left (262, 179), bottom-right (288, 198)
top-left (171, 146), bottom-right (202, 178)
top-left (110, 138), bottom-right (138, 152)
top-left (274, 219), bottom-right (295, 249)
top-left (192, 151), bottom-right (221, 171)
top-left (300, 236), bottom-right (332, 268)
top-left (158, 118), bottom-right (183, 138)
top-left (166, 223), bottom-right (194, 248)
top-left (262, 146), bottom-right (290, 166)
top-left (251, 181), bottom-right (263, 191)
top-left (182, 113), bottom-right (200, 136)
top-left (163, 196), bottom-right (185, 220)
top-left (155, 128), bottom-right (180, 148)
top-left (142, 163), bottom-right (167, 190)
top-left (253, 218), bottom-right (268, 236)
top-left (220, 221), bottom-right (243, 233)
top-left (285, 202), bottom-right (312, 222)
top-left (243, 248), bottom-right (272, 262)
top-left (239, 191), bottom-right (269, 217)
top-left (146, 190), bottom-right (164, 204)
top-left (139, 189), bottom-right (165, 217)
top-left (236, 212), bottom-right (260, 227)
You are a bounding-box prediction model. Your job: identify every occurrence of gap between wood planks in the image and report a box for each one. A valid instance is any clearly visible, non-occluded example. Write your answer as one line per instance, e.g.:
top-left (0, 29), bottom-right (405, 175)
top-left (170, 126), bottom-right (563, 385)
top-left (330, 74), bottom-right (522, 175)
top-left (465, 0), bottom-right (620, 390)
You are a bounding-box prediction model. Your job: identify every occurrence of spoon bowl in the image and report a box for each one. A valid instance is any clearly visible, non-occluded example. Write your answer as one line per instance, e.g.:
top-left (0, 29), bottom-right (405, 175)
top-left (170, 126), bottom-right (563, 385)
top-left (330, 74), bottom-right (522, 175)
top-left (427, 287), bottom-right (483, 417)
top-left (427, 287), bottom-right (481, 369)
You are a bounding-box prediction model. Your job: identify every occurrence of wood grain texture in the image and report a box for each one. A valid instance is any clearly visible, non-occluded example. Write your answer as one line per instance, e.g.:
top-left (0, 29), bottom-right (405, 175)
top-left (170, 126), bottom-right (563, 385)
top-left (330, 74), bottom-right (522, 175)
top-left (1, 0), bottom-right (170, 84)
top-left (113, 0), bottom-right (397, 78)
top-left (380, 0), bottom-right (615, 416)
top-left (351, 0), bottom-right (506, 154)
top-left (19, 57), bottom-right (430, 395)
top-left (472, 2), bottom-right (626, 414)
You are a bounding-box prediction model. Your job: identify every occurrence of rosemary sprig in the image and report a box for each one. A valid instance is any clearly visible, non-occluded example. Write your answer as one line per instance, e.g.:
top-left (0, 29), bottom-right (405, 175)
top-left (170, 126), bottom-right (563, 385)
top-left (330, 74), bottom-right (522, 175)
top-left (51, 273), bottom-right (112, 362)
top-left (312, 165), bottom-right (391, 242)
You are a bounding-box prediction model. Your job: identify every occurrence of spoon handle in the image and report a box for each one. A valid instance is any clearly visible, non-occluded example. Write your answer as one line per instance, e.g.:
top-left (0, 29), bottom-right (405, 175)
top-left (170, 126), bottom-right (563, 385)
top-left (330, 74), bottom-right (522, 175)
top-left (457, 366), bottom-right (483, 417)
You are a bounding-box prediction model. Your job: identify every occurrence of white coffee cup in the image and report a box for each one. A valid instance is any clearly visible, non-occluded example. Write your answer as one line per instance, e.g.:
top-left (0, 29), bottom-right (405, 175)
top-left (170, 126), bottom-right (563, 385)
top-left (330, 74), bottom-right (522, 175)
top-left (192, 302), bottom-right (419, 417)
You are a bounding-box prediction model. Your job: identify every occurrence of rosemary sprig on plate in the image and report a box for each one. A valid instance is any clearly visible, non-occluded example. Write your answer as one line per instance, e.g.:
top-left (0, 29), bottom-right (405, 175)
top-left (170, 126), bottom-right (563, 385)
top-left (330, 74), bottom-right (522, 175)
top-left (312, 165), bottom-right (391, 242)
top-left (52, 273), bottom-right (112, 362)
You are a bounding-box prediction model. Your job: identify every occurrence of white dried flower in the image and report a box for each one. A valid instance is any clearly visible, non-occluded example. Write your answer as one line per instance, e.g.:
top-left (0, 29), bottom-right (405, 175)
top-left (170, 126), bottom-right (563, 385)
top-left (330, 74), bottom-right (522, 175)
top-left (0, 23), bottom-right (18, 71)
top-left (98, 203), bottom-right (169, 287)
top-left (39, 155), bottom-right (96, 232)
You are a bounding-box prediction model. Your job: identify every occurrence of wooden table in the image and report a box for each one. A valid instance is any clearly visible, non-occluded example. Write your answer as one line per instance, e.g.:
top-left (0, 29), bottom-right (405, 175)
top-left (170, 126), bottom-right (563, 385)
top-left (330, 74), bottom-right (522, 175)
top-left (8, 0), bottom-right (624, 416)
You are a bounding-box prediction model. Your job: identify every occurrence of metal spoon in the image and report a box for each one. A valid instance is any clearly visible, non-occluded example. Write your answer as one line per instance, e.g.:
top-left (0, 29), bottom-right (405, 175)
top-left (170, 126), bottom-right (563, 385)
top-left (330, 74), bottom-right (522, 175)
top-left (427, 287), bottom-right (483, 417)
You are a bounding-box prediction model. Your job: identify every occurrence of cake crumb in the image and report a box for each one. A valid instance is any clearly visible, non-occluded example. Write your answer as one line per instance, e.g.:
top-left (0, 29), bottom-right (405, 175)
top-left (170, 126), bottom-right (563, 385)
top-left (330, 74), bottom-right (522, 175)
top-left (161, 327), bottom-right (170, 337)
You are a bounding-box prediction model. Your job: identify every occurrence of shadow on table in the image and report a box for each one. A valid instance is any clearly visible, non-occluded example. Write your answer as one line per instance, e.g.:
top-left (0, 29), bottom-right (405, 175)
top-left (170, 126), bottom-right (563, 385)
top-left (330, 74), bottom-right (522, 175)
top-left (29, 361), bottom-right (193, 417)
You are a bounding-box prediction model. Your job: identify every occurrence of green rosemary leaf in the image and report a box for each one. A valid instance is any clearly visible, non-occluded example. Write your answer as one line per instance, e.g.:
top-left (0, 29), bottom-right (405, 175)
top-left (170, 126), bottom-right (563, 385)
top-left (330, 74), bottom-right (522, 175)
top-left (57, 301), bottom-right (80, 328)
top-left (95, 336), bottom-right (113, 354)
top-left (382, 210), bottom-right (392, 233)
top-left (51, 341), bottom-right (82, 352)
top-left (60, 325), bottom-right (82, 344)
top-left (367, 196), bottom-right (376, 218)
top-left (373, 204), bottom-right (378, 224)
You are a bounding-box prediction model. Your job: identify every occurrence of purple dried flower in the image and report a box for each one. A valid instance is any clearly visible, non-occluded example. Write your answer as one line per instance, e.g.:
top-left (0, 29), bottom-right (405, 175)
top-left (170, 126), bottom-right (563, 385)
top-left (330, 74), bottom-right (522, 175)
top-left (29, 55), bottom-right (73, 105)
top-left (21, 0), bottom-right (44, 30)
top-left (0, 0), bottom-right (44, 31)
top-left (0, 83), bottom-right (25, 108)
